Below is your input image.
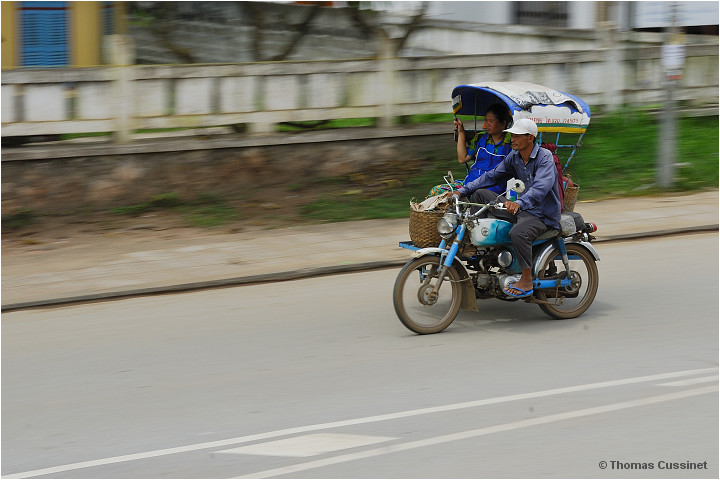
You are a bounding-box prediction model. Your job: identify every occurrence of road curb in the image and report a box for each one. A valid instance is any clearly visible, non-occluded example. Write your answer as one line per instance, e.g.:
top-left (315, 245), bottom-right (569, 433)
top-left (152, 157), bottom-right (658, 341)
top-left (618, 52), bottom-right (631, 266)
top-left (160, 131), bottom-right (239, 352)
top-left (0, 261), bottom-right (404, 312)
top-left (2, 225), bottom-right (717, 312)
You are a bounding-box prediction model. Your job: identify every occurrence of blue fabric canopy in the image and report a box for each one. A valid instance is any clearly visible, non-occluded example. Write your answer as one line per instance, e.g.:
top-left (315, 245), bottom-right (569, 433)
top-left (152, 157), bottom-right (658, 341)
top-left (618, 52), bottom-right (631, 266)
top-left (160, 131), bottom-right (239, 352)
top-left (451, 82), bottom-right (591, 133)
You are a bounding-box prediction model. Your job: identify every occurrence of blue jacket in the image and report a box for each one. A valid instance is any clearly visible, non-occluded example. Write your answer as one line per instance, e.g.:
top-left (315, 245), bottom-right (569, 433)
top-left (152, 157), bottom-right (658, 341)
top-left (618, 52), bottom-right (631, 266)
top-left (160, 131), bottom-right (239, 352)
top-left (464, 133), bottom-right (512, 194)
top-left (458, 144), bottom-right (561, 229)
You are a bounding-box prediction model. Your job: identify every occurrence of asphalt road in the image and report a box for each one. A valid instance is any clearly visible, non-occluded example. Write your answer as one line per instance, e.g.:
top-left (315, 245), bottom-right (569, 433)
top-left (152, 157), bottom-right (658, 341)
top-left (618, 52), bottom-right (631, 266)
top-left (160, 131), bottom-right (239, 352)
top-left (2, 233), bottom-right (718, 479)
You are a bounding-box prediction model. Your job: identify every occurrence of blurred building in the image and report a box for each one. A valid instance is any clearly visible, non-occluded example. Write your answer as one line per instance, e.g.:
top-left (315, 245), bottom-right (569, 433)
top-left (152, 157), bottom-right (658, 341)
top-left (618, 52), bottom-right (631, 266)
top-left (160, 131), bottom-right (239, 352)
top-left (1, 1), bottom-right (127, 68)
top-left (2, 1), bottom-right (717, 68)
top-left (122, 1), bottom-right (718, 65)
top-left (382, 1), bottom-right (719, 33)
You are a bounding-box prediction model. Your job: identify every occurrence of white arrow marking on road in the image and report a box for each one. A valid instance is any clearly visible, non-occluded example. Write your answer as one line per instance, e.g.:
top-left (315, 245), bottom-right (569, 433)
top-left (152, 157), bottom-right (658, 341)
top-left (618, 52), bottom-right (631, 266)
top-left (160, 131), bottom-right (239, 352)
top-left (217, 433), bottom-right (397, 457)
top-left (235, 385), bottom-right (719, 479)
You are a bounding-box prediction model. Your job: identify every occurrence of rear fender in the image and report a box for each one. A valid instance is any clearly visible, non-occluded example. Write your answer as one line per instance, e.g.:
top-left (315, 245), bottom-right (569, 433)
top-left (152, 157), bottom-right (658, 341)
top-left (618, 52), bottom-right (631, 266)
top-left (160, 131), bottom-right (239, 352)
top-left (533, 240), bottom-right (600, 277)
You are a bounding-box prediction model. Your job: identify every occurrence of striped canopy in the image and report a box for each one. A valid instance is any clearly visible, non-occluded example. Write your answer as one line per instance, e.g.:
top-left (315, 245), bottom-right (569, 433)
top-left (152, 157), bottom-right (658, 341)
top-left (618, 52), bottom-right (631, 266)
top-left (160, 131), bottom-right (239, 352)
top-left (451, 81), bottom-right (591, 134)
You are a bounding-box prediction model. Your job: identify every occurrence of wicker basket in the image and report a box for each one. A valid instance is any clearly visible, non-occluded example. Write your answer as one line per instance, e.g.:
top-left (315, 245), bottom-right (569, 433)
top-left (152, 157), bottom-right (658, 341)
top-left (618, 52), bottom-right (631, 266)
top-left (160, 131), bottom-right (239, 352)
top-left (563, 184), bottom-right (580, 212)
top-left (409, 209), bottom-right (445, 248)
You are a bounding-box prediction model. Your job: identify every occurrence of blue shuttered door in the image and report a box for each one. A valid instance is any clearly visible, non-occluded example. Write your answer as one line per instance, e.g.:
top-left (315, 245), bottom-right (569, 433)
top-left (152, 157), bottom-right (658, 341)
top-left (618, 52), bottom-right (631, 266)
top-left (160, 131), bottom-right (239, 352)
top-left (21, 1), bottom-right (69, 66)
top-left (103, 1), bottom-right (115, 36)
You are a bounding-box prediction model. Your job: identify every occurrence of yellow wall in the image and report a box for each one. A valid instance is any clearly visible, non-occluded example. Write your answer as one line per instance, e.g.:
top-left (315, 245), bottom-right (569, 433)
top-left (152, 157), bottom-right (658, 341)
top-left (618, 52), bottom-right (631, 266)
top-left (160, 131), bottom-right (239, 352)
top-left (1, 1), bottom-right (18, 68)
top-left (71, 1), bottom-right (101, 66)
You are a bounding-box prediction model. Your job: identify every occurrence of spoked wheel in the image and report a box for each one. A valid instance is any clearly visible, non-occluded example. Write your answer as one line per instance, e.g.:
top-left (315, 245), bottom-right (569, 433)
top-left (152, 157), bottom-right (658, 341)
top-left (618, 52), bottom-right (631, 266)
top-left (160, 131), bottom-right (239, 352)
top-left (393, 255), bottom-right (462, 334)
top-left (536, 243), bottom-right (598, 319)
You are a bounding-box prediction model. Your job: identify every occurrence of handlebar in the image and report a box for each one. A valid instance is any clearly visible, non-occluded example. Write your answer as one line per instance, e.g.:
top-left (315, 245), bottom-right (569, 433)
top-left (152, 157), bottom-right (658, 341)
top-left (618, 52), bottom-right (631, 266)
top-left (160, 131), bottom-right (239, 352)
top-left (443, 175), bottom-right (522, 217)
top-left (448, 194), bottom-right (508, 218)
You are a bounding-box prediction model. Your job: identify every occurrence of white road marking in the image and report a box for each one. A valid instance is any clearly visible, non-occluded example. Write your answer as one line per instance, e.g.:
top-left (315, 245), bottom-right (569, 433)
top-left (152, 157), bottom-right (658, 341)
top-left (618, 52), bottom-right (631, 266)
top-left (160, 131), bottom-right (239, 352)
top-left (235, 385), bottom-right (719, 479)
top-left (4, 367), bottom-right (717, 479)
top-left (656, 375), bottom-right (718, 387)
top-left (217, 433), bottom-right (396, 457)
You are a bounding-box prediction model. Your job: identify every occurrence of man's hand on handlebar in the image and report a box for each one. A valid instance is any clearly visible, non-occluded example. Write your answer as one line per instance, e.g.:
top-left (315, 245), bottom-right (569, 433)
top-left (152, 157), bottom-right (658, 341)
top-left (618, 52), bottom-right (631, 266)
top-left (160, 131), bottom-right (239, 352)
top-left (441, 190), bottom-right (462, 202)
top-left (503, 200), bottom-right (521, 214)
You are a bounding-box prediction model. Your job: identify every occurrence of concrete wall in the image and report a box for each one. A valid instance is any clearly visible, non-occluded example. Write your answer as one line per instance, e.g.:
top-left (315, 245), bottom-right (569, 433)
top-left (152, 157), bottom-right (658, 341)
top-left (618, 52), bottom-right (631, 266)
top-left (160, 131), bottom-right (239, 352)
top-left (1, 125), bottom-right (449, 214)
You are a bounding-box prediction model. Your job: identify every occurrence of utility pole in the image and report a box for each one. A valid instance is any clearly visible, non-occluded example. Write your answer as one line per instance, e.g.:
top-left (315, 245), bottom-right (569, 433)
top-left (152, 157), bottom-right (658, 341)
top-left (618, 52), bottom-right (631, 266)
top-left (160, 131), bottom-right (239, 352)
top-left (658, 2), bottom-right (684, 188)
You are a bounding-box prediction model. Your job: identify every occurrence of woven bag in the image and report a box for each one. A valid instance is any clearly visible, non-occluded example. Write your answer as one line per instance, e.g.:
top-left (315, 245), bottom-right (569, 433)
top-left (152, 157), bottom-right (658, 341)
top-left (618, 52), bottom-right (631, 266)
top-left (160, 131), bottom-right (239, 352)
top-left (409, 209), bottom-right (444, 248)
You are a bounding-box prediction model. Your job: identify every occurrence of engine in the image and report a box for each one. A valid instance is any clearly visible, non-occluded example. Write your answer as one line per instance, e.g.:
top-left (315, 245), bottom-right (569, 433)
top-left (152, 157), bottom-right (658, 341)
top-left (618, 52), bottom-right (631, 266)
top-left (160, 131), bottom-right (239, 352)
top-left (469, 247), bottom-right (521, 298)
top-left (479, 247), bottom-right (515, 270)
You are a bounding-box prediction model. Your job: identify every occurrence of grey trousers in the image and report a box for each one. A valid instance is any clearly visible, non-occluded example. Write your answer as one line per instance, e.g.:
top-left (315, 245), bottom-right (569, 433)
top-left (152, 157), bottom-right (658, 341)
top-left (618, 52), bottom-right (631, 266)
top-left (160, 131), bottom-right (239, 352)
top-left (469, 189), bottom-right (549, 270)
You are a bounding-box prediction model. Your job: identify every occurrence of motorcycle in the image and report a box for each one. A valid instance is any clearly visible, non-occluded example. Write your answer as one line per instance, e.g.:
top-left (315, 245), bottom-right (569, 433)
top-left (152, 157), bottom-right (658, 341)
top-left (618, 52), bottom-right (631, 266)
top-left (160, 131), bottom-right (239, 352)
top-left (394, 81), bottom-right (599, 334)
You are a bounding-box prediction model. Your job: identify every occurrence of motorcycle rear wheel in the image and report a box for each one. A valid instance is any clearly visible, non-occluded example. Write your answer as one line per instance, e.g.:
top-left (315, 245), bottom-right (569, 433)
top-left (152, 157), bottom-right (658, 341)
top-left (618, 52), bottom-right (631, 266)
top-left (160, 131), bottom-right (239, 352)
top-left (536, 243), bottom-right (598, 319)
top-left (393, 256), bottom-right (462, 334)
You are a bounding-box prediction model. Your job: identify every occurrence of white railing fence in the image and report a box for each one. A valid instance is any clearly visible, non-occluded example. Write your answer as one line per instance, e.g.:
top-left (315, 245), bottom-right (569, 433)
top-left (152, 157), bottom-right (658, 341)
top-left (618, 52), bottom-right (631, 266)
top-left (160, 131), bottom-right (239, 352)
top-left (2, 42), bottom-right (717, 143)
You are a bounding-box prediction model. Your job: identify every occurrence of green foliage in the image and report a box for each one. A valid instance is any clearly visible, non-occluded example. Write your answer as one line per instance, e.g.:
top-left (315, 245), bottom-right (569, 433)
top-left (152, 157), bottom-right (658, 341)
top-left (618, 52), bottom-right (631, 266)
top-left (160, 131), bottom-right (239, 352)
top-left (2, 208), bottom-right (35, 230)
top-left (111, 192), bottom-right (241, 228)
top-left (568, 111), bottom-right (718, 198)
top-left (59, 132), bottom-right (112, 140)
top-left (276, 118), bottom-right (377, 132)
top-left (192, 192), bottom-right (224, 205)
top-left (179, 205), bottom-right (240, 228)
top-left (400, 113), bottom-right (453, 124)
top-left (111, 204), bottom-right (152, 216)
top-left (301, 153), bottom-right (467, 222)
top-left (39, 109), bottom-right (720, 229)
top-left (674, 115), bottom-right (720, 190)
top-left (128, 9), bottom-right (156, 27)
top-left (300, 111), bottom-right (718, 222)
top-left (302, 195), bottom-right (402, 222)
top-left (149, 192), bottom-right (183, 208)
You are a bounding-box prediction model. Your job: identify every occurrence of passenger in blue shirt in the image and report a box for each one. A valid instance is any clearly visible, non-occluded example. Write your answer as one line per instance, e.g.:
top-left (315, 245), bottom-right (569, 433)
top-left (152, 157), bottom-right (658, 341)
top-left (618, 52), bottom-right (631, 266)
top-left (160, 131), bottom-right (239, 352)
top-left (427, 103), bottom-right (512, 197)
top-left (455, 103), bottom-right (513, 193)
top-left (454, 119), bottom-right (561, 299)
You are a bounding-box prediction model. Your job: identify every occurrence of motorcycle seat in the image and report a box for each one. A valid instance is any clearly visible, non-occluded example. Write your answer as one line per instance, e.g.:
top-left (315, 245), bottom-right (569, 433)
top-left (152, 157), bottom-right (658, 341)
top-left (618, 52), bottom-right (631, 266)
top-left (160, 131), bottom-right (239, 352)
top-left (535, 228), bottom-right (559, 241)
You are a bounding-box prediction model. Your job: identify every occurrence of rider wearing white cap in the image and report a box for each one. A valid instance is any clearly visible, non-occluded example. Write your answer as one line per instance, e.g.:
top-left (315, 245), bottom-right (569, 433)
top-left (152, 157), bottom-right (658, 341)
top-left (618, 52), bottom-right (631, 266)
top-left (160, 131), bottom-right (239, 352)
top-left (455, 118), bottom-right (561, 298)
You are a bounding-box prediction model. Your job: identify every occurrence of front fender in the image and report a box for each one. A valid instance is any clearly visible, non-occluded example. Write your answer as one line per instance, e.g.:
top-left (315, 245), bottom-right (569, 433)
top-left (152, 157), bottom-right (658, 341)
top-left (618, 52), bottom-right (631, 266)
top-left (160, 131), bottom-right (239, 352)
top-left (411, 253), bottom-right (478, 312)
top-left (533, 240), bottom-right (600, 277)
top-left (412, 247), bottom-right (446, 258)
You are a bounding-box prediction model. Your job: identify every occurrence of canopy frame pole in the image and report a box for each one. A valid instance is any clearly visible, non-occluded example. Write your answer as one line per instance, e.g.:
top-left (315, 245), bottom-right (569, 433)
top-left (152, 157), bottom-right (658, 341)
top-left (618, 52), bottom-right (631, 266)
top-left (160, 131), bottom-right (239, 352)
top-left (562, 132), bottom-right (585, 173)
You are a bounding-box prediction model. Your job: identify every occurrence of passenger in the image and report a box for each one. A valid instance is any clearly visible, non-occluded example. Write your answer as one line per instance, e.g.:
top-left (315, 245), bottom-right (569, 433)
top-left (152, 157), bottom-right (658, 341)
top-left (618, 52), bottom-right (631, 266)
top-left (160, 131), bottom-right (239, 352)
top-left (450, 118), bottom-right (561, 298)
top-left (428, 103), bottom-right (513, 197)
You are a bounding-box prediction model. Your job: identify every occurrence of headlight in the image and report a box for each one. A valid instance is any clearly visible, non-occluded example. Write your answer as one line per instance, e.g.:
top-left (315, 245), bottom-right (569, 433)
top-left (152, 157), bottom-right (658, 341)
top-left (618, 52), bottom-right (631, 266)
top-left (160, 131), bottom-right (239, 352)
top-left (437, 213), bottom-right (458, 238)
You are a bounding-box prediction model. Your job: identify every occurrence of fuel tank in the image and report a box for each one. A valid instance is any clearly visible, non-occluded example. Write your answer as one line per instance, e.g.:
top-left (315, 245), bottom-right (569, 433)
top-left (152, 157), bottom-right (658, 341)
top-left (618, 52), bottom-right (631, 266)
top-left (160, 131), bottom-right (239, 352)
top-left (470, 218), bottom-right (513, 246)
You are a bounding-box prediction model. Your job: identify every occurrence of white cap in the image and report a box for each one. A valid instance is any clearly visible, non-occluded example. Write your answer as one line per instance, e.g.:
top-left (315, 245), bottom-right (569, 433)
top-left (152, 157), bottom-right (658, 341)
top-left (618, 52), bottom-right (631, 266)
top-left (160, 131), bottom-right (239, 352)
top-left (504, 118), bottom-right (538, 137)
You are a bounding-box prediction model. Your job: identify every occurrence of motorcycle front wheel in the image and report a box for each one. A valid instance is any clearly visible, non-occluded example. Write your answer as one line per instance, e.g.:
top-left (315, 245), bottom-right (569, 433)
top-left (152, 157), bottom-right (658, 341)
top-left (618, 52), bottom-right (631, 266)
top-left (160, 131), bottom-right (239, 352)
top-left (536, 243), bottom-right (598, 319)
top-left (393, 255), bottom-right (462, 334)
